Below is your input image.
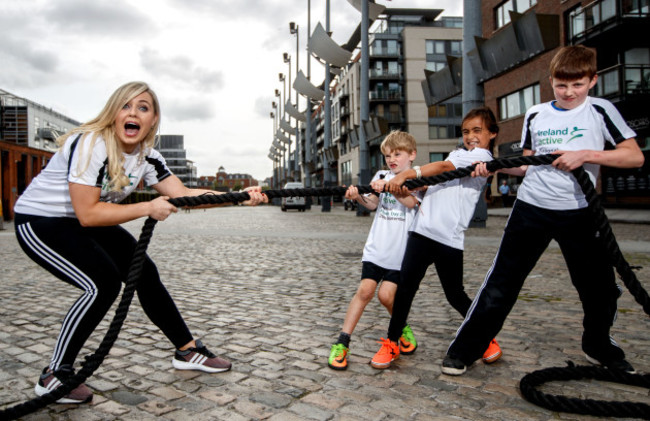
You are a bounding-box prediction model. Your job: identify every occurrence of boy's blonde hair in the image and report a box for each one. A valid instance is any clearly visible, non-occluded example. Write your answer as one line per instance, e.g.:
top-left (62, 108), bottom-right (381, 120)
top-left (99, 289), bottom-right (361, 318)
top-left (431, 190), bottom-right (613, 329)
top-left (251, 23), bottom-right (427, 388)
top-left (56, 81), bottom-right (161, 192)
top-left (380, 130), bottom-right (417, 155)
top-left (549, 45), bottom-right (597, 81)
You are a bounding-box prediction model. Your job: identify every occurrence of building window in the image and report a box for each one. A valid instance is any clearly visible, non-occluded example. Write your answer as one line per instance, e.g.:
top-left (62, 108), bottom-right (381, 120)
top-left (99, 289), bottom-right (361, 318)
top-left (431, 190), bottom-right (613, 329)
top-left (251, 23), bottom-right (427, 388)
top-left (425, 61), bottom-right (446, 72)
top-left (425, 40), bottom-right (461, 72)
top-left (450, 41), bottom-right (462, 55)
top-left (428, 125), bottom-right (449, 139)
top-left (496, 0), bottom-right (537, 29)
top-left (498, 83), bottom-right (540, 120)
top-left (429, 152), bottom-right (449, 163)
top-left (341, 160), bottom-right (352, 186)
top-left (428, 104), bottom-right (447, 118)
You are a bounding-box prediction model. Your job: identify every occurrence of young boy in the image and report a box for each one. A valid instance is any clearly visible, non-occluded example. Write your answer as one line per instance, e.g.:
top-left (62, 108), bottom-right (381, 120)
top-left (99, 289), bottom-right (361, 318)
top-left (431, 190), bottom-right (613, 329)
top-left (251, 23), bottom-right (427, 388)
top-left (328, 131), bottom-right (422, 370)
top-left (442, 45), bottom-right (644, 376)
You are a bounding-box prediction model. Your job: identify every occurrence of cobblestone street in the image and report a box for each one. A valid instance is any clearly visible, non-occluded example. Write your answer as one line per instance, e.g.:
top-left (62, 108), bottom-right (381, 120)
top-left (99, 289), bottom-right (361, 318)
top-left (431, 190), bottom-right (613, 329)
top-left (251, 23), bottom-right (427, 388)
top-left (1, 205), bottom-right (649, 420)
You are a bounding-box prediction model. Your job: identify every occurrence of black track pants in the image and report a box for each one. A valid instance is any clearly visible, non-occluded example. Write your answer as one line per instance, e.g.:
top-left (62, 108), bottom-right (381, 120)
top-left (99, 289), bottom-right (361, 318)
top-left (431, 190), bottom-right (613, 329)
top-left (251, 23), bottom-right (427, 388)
top-left (15, 214), bottom-right (193, 370)
top-left (447, 200), bottom-right (624, 365)
top-left (388, 232), bottom-right (469, 342)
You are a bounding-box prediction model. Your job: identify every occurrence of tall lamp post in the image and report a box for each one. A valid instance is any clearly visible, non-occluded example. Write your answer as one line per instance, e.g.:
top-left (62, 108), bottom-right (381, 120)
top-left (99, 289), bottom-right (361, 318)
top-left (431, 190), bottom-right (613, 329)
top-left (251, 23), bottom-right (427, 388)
top-left (270, 110), bottom-right (277, 190)
top-left (321, 0), bottom-right (332, 212)
top-left (289, 22), bottom-right (301, 182)
top-left (278, 73), bottom-right (289, 182)
top-left (283, 52), bottom-right (294, 181)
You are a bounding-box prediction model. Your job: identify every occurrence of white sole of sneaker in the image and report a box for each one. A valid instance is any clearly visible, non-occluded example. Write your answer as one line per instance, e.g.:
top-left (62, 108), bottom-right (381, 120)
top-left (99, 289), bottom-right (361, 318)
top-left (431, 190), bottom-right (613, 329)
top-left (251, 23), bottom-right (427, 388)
top-left (172, 358), bottom-right (231, 373)
top-left (441, 365), bottom-right (466, 376)
top-left (482, 351), bottom-right (502, 364)
top-left (585, 354), bottom-right (600, 366)
top-left (34, 384), bottom-right (92, 404)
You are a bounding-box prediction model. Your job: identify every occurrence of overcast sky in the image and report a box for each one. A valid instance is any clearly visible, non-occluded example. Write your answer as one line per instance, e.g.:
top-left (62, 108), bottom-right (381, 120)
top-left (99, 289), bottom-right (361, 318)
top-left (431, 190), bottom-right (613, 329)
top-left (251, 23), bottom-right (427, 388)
top-left (1, 0), bottom-right (463, 180)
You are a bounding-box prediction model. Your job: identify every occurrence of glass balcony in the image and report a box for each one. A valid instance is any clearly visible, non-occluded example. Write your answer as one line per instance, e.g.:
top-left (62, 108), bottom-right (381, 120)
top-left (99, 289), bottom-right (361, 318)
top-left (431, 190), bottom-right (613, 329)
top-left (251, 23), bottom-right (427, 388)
top-left (591, 64), bottom-right (650, 98)
top-left (369, 69), bottom-right (401, 79)
top-left (369, 46), bottom-right (399, 57)
top-left (570, 0), bottom-right (649, 40)
top-left (369, 90), bottom-right (402, 100)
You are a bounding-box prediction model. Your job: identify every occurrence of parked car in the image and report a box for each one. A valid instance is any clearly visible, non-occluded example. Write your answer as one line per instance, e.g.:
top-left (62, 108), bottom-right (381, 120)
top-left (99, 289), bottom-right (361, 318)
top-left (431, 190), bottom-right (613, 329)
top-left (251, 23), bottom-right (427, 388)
top-left (281, 182), bottom-right (306, 212)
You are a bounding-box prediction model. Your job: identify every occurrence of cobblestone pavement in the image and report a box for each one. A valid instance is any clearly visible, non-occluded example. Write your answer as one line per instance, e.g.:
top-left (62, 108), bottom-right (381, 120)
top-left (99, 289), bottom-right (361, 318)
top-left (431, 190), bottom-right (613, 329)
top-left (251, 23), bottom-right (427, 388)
top-left (0, 205), bottom-right (649, 420)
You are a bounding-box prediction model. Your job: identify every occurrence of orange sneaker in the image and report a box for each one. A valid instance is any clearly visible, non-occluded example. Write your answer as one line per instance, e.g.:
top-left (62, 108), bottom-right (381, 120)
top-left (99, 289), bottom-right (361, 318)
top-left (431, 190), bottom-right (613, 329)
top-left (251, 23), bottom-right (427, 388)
top-left (482, 339), bottom-right (502, 364)
top-left (370, 338), bottom-right (399, 369)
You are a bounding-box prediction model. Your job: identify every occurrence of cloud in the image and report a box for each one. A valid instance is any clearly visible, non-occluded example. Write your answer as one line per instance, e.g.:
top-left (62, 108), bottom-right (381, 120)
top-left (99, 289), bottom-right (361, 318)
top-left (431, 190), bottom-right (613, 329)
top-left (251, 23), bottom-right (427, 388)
top-left (41, 0), bottom-right (156, 35)
top-left (163, 97), bottom-right (216, 122)
top-left (167, 0), bottom-right (297, 21)
top-left (140, 48), bottom-right (225, 92)
top-left (0, 36), bottom-right (59, 75)
top-left (254, 96), bottom-right (273, 119)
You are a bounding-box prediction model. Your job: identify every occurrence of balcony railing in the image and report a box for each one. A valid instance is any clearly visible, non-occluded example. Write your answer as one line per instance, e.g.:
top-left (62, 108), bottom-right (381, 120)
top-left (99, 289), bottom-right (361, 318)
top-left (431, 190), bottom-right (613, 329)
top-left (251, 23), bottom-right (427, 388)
top-left (369, 46), bottom-right (399, 57)
top-left (591, 63), bottom-right (650, 98)
top-left (369, 69), bottom-right (401, 79)
top-left (570, 0), bottom-right (649, 39)
top-left (369, 90), bottom-right (402, 100)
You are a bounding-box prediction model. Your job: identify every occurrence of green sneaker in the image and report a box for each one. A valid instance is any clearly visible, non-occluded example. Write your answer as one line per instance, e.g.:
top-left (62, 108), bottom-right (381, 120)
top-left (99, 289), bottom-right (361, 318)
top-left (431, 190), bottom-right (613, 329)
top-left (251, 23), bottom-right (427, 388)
top-left (399, 325), bottom-right (417, 355)
top-left (328, 343), bottom-right (349, 370)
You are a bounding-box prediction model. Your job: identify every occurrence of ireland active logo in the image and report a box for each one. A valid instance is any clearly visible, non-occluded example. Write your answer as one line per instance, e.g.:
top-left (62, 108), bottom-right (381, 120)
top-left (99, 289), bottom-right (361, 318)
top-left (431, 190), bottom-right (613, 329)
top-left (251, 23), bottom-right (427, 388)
top-left (537, 126), bottom-right (587, 145)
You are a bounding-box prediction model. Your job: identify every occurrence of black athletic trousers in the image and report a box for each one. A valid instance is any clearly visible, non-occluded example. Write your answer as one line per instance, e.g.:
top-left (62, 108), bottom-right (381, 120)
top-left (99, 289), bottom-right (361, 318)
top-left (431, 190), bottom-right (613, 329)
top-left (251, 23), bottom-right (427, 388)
top-left (15, 214), bottom-right (193, 370)
top-left (447, 200), bottom-right (625, 365)
top-left (387, 232), bottom-right (470, 342)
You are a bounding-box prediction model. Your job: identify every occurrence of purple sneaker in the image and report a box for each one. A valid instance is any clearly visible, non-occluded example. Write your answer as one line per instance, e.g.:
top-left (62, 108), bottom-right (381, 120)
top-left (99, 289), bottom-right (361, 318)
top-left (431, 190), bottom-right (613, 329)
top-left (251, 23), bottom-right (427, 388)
top-left (34, 365), bottom-right (93, 404)
top-left (172, 339), bottom-right (231, 373)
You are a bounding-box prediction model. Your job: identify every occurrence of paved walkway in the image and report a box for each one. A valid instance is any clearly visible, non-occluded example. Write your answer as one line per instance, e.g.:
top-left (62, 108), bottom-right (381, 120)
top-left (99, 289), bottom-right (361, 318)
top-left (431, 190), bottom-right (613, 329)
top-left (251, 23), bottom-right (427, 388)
top-left (0, 205), bottom-right (649, 420)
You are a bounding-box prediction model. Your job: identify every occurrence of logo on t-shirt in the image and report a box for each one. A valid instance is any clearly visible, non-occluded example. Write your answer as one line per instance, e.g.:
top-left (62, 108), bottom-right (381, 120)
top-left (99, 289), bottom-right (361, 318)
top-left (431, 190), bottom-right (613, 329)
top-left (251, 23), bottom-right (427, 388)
top-left (536, 126), bottom-right (588, 146)
top-left (567, 127), bottom-right (587, 144)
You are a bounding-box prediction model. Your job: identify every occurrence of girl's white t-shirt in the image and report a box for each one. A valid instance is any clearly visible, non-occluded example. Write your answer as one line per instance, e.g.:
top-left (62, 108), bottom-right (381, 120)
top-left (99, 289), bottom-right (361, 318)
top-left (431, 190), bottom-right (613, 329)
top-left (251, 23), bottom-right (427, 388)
top-left (15, 133), bottom-right (172, 218)
top-left (411, 147), bottom-right (493, 250)
top-left (362, 170), bottom-right (421, 270)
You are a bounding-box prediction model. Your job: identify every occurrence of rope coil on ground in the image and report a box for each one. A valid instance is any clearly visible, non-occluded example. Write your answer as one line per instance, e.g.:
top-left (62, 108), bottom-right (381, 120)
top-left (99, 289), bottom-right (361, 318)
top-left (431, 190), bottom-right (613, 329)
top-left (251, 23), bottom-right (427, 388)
top-left (519, 362), bottom-right (650, 419)
top-left (1, 153), bottom-right (648, 420)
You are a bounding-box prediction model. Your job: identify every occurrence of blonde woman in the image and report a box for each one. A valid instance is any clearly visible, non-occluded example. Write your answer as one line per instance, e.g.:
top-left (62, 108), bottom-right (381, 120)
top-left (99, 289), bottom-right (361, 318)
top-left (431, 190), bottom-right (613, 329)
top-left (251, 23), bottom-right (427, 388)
top-left (14, 81), bottom-right (267, 404)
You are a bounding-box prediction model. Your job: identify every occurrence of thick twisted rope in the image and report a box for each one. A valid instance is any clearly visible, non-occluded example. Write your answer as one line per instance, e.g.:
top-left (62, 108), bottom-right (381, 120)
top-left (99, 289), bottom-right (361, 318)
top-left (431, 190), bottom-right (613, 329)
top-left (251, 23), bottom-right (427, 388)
top-left (520, 362), bottom-right (650, 419)
top-left (2, 153), bottom-right (648, 420)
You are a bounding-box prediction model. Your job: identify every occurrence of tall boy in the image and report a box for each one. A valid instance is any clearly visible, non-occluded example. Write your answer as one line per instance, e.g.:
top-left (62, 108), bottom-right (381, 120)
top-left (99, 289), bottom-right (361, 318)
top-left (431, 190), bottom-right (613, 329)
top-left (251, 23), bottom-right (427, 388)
top-left (442, 45), bottom-right (644, 376)
top-left (328, 131), bottom-right (421, 370)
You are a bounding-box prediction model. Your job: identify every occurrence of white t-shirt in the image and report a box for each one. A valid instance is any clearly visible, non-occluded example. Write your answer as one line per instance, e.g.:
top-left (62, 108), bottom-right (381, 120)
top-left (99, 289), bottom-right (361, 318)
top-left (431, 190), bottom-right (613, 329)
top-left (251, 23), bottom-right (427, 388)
top-left (14, 133), bottom-right (172, 218)
top-left (411, 147), bottom-right (493, 250)
top-left (362, 170), bottom-right (421, 270)
top-left (517, 97), bottom-right (636, 210)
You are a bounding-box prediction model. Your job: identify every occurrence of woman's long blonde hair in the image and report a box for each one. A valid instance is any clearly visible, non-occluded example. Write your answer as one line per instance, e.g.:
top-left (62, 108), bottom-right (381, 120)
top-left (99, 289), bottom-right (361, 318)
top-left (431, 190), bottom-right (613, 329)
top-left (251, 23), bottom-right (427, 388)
top-left (56, 81), bottom-right (161, 191)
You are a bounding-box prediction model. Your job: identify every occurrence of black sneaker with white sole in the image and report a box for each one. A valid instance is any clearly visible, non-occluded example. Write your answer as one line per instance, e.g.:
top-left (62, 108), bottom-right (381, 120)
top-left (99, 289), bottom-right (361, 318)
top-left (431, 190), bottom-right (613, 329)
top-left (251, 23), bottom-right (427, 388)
top-left (34, 365), bottom-right (93, 404)
top-left (172, 339), bottom-right (232, 373)
top-left (441, 355), bottom-right (467, 376)
top-left (585, 354), bottom-right (636, 374)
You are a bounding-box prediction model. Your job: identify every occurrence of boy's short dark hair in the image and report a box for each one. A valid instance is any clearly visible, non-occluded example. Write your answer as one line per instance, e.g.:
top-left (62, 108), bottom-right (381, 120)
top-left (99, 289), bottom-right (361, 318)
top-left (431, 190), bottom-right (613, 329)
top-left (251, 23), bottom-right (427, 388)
top-left (549, 45), bottom-right (597, 80)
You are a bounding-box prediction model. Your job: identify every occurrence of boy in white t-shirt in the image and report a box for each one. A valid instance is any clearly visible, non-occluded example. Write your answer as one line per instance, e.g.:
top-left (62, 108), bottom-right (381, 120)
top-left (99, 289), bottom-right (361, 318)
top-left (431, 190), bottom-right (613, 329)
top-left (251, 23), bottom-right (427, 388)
top-left (443, 45), bottom-right (644, 376)
top-left (328, 131), bottom-right (421, 370)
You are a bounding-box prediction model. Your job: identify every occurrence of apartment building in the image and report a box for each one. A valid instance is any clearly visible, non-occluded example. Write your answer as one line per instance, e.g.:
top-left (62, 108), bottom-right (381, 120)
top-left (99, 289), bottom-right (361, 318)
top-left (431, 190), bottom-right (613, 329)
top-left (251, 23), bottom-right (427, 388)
top-left (322, 9), bottom-right (464, 188)
top-left (476, 0), bottom-right (649, 205)
top-left (0, 89), bottom-right (80, 220)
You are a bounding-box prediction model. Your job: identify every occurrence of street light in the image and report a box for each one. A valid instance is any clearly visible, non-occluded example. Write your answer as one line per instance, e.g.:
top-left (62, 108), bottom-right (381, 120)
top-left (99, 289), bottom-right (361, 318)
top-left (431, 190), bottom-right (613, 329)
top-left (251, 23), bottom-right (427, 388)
top-left (289, 21), bottom-right (301, 182)
top-left (278, 73), bottom-right (288, 182)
